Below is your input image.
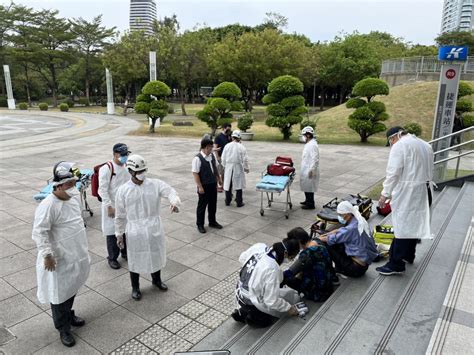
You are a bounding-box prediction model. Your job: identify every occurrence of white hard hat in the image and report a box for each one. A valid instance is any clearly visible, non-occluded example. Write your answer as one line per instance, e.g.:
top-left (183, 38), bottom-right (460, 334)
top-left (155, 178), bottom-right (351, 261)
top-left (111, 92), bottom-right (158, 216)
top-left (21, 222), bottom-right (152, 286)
top-left (126, 154), bottom-right (147, 172)
top-left (52, 161), bottom-right (79, 186)
top-left (232, 130), bottom-right (241, 139)
top-left (301, 126), bottom-right (314, 135)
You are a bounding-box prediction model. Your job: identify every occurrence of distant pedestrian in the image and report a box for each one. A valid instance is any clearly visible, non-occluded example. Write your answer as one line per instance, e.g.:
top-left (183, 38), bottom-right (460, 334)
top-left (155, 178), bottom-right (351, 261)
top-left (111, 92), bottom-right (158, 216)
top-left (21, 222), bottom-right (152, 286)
top-left (300, 126), bottom-right (320, 210)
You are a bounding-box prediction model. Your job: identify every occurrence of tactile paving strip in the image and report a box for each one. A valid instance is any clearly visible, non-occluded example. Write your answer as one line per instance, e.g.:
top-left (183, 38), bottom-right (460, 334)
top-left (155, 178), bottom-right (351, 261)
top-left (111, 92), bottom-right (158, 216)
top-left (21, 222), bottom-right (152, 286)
top-left (224, 270), bottom-right (240, 283)
top-left (154, 334), bottom-right (192, 355)
top-left (136, 325), bottom-right (173, 350)
top-left (195, 290), bottom-right (224, 308)
top-left (176, 320), bottom-right (211, 344)
top-left (110, 339), bottom-right (156, 354)
top-left (178, 300), bottom-right (209, 319)
top-left (158, 312), bottom-right (192, 333)
top-left (210, 280), bottom-right (235, 296)
top-left (196, 308), bottom-right (228, 329)
top-left (214, 294), bottom-right (238, 316)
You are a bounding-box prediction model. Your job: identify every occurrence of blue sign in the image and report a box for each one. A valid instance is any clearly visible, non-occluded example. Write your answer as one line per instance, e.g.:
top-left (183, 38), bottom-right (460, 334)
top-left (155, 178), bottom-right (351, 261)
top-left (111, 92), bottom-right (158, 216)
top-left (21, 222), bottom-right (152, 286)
top-left (438, 46), bottom-right (469, 61)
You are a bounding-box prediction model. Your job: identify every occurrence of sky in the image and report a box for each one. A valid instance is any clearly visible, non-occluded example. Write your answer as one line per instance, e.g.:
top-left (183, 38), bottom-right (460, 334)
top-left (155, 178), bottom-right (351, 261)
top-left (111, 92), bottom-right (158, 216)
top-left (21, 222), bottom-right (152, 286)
top-left (3, 0), bottom-right (445, 45)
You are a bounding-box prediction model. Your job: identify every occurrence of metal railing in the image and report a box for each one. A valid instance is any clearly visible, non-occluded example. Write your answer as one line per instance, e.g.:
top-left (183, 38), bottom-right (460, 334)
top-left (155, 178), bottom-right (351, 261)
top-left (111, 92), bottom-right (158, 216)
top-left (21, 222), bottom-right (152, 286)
top-left (381, 56), bottom-right (474, 75)
top-left (430, 126), bottom-right (474, 180)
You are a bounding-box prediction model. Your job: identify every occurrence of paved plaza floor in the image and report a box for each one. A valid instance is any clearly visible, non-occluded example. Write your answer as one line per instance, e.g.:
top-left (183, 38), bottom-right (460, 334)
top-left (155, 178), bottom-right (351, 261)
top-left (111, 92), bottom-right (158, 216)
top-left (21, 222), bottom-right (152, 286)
top-left (0, 111), bottom-right (390, 354)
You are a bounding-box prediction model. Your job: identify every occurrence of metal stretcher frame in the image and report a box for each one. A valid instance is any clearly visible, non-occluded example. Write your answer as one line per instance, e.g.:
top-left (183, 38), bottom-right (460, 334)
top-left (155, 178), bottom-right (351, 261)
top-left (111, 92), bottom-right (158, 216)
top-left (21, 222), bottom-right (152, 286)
top-left (256, 170), bottom-right (295, 219)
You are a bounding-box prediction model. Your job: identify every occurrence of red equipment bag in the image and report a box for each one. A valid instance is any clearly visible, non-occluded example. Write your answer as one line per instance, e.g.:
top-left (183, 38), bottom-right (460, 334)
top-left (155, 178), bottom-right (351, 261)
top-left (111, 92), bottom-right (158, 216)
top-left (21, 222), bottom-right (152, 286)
top-left (267, 163), bottom-right (295, 176)
top-left (275, 156), bottom-right (294, 166)
top-left (91, 161), bottom-right (114, 202)
top-left (376, 200), bottom-right (392, 216)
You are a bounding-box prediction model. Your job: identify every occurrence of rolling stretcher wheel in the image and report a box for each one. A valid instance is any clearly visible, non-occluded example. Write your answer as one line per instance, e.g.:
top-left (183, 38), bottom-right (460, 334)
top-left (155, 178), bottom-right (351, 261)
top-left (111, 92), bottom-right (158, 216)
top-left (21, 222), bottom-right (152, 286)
top-left (260, 209), bottom-right (264, 216)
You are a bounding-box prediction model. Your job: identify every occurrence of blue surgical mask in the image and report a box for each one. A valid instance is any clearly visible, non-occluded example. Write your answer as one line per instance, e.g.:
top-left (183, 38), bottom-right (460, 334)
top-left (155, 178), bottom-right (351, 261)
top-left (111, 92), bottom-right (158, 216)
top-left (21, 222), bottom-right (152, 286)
top-left (119, 156), bottom-right (128, 164)
top-left (338, 216), bottom-right (346, 225)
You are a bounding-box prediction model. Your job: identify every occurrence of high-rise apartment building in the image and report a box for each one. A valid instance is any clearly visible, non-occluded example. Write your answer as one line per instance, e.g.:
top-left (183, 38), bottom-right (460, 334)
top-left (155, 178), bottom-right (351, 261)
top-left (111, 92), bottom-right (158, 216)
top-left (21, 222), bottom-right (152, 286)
top-left (441, 0), bottom-right (474, 33)
top-left (130, 0), bottom-right (157, 35)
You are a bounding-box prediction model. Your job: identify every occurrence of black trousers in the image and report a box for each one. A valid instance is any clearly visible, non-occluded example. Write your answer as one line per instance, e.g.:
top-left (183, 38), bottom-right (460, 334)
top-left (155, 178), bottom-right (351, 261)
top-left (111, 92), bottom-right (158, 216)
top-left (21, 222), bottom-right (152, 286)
top-left (237, 300), bottom-right (275, 328)
top-left (106, 234), bottom-right (127, 261)
top-left (386, 184), bottom-right (433, 270)
top-left (130, 270), bottom-right (162, 289)
top-left (304, 192), bottom-right (315, 207)
top-left (196, 183), bottom-right (217, 227)
top-left (51, 295), bottom-right (76, 333)
top-left (225, 179), bottom-right (243, 205)
top-left (326, 243), bottom-right (368, 278)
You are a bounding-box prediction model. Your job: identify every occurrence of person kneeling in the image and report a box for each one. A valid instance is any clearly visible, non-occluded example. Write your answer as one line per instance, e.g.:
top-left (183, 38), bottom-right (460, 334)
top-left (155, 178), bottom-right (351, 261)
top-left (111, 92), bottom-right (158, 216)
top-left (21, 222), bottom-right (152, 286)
top-left (319, 201), bottom-right (378, 278)
top-left (232, 239), bottom-right (301, 328)
top-left (283, 227), bottom-right (336, 302)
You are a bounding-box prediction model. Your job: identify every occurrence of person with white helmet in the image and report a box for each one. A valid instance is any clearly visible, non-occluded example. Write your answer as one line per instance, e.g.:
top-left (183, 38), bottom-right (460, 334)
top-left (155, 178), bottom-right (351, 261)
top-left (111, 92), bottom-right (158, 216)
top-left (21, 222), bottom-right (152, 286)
top-left (114, 154), bottom-right (181, 300)
top-left (300, 126), bottom-right (320, 210)
top-left (98, 143), bottom-right (131, 269)
top-left (319, 201), bottom-right (378, 278)
top-left (32, 161), bottom-right (90, 347)
top-left (221, 130), bottom-right (250, 207)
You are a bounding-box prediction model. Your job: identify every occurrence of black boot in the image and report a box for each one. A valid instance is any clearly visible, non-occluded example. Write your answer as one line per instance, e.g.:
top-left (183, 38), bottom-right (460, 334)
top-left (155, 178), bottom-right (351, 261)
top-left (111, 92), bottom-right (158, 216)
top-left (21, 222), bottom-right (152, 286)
top-left (132, 288), bottom-right (142, 300)
top-left (152, 270), bottom-right (168, 291)
top-left (60, 331), bottom-right (76, 347)
top-left (70, 310), bottom-right (85, 327)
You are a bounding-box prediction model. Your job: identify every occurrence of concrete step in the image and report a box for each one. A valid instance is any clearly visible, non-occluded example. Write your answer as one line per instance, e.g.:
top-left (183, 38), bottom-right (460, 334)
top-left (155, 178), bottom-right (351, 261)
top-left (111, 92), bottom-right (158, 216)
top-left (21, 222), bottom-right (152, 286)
top-left (320, 185), bottom-right (469, 354)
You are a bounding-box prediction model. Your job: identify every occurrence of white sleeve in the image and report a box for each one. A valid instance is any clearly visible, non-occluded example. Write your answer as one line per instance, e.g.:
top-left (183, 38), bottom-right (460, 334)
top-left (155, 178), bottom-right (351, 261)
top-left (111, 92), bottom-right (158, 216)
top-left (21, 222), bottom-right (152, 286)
top-left (32, 201), bottom-right (55, 258)
top-left (382, 144), bottom-right (404, 197)
top-left (242, 146), bottom-right (249, 170)
top-left (309, 143), bottom-right (319, 171)
top-left (262, 269), bottom-right (292, 313)
top-left (221, 147), bottom-right (228, 167)
top-left (192, 156), bottom-right (201, 173)
top-left (114, 186), bottom-right (127, 236)
top-left (157, 179), bottom-right (181, 206)
top-left (98, 163), bottom-right (112, 208)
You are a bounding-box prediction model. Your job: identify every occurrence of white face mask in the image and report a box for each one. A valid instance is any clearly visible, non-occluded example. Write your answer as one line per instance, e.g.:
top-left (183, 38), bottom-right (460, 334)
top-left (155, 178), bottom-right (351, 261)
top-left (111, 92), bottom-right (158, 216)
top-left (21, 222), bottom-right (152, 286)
top-left (135, 172), bottom-right (146, 181)
top-left (65, 186), bottom-right (80, 197)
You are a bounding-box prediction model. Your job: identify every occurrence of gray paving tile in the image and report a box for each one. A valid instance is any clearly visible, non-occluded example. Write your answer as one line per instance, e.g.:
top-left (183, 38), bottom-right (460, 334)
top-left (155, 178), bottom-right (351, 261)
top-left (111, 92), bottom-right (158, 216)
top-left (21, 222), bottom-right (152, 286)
top-left (74, 306), bottom-right (151, 353)
top-left (73, 289), bottom-right (119, 323)
top-left (196, 308), bottom-right (228, 329)
top-left (0, 251), bottom-right (36, 277)
top-left (166, 269), bottom-right (219, 299)
top-left (168, 244), bottom-right (213, 267)
top-left (136, 324), bottom-right (173, 350)
top-left (33, 336), bottom-right (101, 354)
top-left (178, 300), bottom-right (209, 319)
top-left (0, 223), bottom-right (37, 250)
top-left (176, 320), bottom-right (211, 344)
top-left (241, 231), bottom-right (281, 247)
top-left (158, 311), bottom-right (192, 333)
top-left (193, 254), bottom-right (240, 280)
top-left (85, 259), bottom-right (127, 288)
top-left (94, 272), bottom-right (136, 305)
top-left (154, 334), bottom-right (193, 354)
top-left (110, 339), bottom-right (157, 354)
top-left (140, 259), bottom-right (188, 283)
top-left (216, 240), bottom-right (251, 261)
top-left (0, 278), bottom-right (19, 301)
top-left (166, 236), bottom-right (187, 252)
top-left (3, 266), bottom-right (37, 292)
top-left (0, 293), bottom-right (42, 327)
top-left (168, 225), bottom-right (209, 244)
top-left (214, 294), bottom-right (238, 316)
top-left (0, 237), bottom-right (23, 258)
top-left (190, 233), bottom-right (236, 253)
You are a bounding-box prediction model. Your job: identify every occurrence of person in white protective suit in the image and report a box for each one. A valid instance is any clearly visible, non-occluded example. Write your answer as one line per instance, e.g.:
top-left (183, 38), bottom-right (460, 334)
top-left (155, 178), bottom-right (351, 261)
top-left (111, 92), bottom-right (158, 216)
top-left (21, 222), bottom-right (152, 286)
top-left (115, 154), bottom-right (181, 300)
top-left (221, 130), bottom-right (249, 207)
top-left (376, 126), bottom-right (434, 276)
top-left (32, 161), bottom-right (90, 348)
top-left (98, 143), bottom-right (131, 269)
top-left (300, 126), bottom-right (320, 210)
top-left (232, 238), bottom-right (302, 328)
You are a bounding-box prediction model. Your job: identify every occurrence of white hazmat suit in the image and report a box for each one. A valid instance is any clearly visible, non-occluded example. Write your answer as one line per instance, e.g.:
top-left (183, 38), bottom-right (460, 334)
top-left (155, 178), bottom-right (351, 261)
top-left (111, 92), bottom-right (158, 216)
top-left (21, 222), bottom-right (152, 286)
top-left (115, 178), bottom-right (180, 274)
top-left (237, 243), bottom-right (300, 317)
top-left (221, 141), bottom-right (249, 191)
top-left (381, 134), bottom-right (434, 239)
top-left (32, 194), bottom-right (90, 304)
top-left (300, 138), bottom-right (320, 193)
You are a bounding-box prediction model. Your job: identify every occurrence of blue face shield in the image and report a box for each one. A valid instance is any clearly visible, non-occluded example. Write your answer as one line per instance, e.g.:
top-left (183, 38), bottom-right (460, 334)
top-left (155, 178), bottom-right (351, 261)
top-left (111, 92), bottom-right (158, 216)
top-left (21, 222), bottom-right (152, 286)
top-left (119, 156), bottom-right (128, 164)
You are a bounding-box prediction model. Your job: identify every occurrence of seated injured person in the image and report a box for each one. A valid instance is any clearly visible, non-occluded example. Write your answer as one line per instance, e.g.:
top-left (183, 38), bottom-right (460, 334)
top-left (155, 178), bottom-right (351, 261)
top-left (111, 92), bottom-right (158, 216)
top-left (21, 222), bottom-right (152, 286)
top-left (282, 227), bottom-right (336, 302)
top-left (319, 201), bottom-right (378, 278)
top-left (232, 238), bottom-right (301, 328)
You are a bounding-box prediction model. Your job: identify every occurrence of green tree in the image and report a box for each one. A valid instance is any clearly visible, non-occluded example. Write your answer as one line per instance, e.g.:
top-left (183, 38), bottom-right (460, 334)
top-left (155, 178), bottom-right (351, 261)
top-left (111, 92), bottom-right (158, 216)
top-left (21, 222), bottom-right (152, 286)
top-left (456, 81), bottom-right (474, 118)
top-left (196, 81), bottom-right (242, 136)
top-left (69, 15), bottom-right (116, 103)
top-left (264, 75), bottom-right (307, 140)
top-left (135, 80), bottom-right (171, 133)
top-left (346, 78), bottom-right (390, 143)
top-left (435, 30), bottom-right (474, 47)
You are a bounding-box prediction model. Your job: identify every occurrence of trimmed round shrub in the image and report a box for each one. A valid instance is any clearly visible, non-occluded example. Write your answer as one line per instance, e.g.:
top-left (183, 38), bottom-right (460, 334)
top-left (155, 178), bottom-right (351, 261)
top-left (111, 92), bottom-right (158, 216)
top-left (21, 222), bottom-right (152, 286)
top-left (18, 102), bottom-right (28, 110)
top-left (346, 98), bottom-right (366, 109)
top-left (456, 98), bottom-right (472, 114)
top-left (209, 97), bottom-right (231, 111)
top-left (136, 94), bottom-right (152, 103)
top-left (230, 101), bottom-right (244, 111)
top-left (0, 97), bottom-right (7, 107)
top-left (262, 93), bottom-right (277, 105)
top-left (280, 95), bottom-right (306, 108)
top-left (212, 82), bottom-right (242, 100)
top-left (290, 106), bottom-right (309, 116)
top-left (266, 103), bottom-right (286, 117)
top-left (267, 75), bottom-right (304, 99)
top-left (65, 99), bottom-right (75, 108)
top-left (458, 81), bottom-right (474, 98)
top-left (141, 81), bottom-right (171, 97)
top-left (59, 103), bottom-right (69, 112)
top-left (134, 101), bottom-right (150, 114)
top-left (217, 117), bottom-right (233, 127)
top-left (237, 113), bottom-right (254, 132)
top-left (463, 114), bottom-right (474, 127)
top-left (352, 78), bottom-right (389, 98)
top-left (367, 101), bottom-right (386, 115)
top-left (350, 106), bottom-right (376, 121)
top-left (78, 97), bottom-right (90, 106)
top-left (404, 122), bottom-right (422, 136)
top-left (38, 103), bottom-right (48, 111)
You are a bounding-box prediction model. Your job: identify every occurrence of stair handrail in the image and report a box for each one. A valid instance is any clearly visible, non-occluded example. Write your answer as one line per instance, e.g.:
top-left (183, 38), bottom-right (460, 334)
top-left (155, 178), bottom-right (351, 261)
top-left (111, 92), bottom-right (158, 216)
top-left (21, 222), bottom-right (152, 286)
top-left (428, 126), bottom-right (473, 145)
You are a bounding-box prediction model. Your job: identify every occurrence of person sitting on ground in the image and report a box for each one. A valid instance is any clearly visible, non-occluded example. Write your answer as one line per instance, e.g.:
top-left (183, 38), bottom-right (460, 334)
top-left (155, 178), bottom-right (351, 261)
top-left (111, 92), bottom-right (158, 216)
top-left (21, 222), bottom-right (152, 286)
top-left (319, 201), bottom-right (378, 278)
top-left (232, 238), bottom-right (301, 328)
top-left (282, 227), bottom-right (336, 302)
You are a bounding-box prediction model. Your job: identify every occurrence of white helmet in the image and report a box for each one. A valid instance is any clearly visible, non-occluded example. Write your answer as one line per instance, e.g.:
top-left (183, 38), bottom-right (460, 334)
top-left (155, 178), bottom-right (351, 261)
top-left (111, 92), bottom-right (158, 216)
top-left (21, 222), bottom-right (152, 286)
top-left (231, 130), bottom-right (241, 139)
top-left (52, 161), bottom-right (79, 186)
top-left (301, 126), bottom-right (314, 135)
top-left (126, 154), bottom-right (147, 172)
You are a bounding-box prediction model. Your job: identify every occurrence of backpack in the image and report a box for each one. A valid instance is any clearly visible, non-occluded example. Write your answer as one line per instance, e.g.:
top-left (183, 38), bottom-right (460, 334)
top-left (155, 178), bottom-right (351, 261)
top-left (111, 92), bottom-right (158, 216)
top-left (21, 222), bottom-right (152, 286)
top-left (267, 156), bottom-right (295, 176)
top-left (91, 162), bottom-right (115, 202)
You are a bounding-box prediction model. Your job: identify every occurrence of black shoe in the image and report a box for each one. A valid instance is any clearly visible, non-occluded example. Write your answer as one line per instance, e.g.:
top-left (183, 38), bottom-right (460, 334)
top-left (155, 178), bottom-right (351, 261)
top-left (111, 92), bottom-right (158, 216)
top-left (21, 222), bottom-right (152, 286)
top-left (60, 331), bottom-right (76, 347)
top-left (197, 225), bottom-right (206, 234)
top-left (70, 311), bottom-right (85, 327)
top-left (236, 203), bottom-right (245, 208)
top-left (132, 288), bottom-right (142, 300)
top-left (108, 260), bottom-right (121, 269)
top-left (225, 200), bottom-right (231, 206)
top-left (301, 205), bottom-right (315, 210)
top-left (152, 280), bottom-right (168, 291)
top-left (231, 309), bottom-right (246, 323)
top-left (121, 254), bottom-right (128, 261)
top-left (209, 222), bottom-right (223, 229)
top-left (376, 265), bottom-right (405, 276)
top-left (300, 201), bottom-right (307, 205)
top-left (331, 275), bottom-right (341, 286)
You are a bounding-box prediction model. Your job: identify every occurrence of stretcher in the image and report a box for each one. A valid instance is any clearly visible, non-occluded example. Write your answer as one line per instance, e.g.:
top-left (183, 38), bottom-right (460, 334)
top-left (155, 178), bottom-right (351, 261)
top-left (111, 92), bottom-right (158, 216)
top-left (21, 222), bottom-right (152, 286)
top-left (256, 171), bottom-right (295, 219)
top-left (33, 169), bottom-right (94, 218)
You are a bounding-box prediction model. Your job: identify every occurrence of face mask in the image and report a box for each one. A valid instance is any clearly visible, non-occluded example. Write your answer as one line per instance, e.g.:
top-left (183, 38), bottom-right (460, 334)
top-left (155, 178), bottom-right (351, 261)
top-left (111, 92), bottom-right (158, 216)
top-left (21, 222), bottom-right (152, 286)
top-left (65, 186), bottom-right (80, 197)
top-left (135, 172), bottom-right (146, 181)
top-left (338, 216), bottom-right (346, 225)
top-left (119, 156), bottom-right (128, 164)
